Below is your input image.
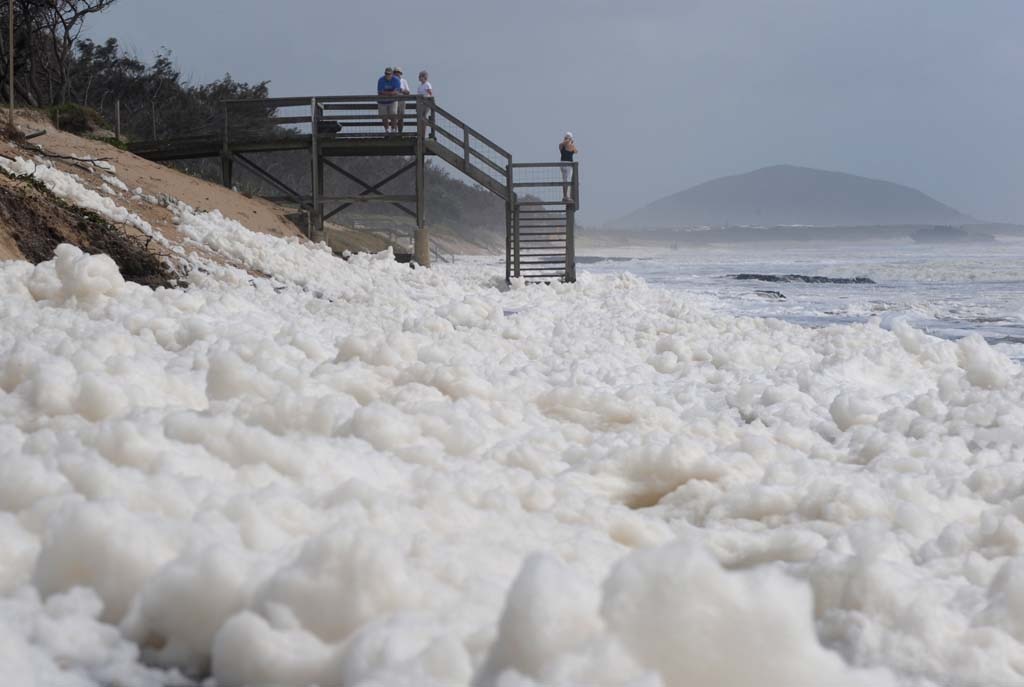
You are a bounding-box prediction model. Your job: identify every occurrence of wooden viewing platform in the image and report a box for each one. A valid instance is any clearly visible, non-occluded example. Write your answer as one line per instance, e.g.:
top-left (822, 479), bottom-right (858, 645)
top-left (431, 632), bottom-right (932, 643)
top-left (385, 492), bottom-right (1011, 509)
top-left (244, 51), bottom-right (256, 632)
top-left (127, 95), bottom-right (579, 282)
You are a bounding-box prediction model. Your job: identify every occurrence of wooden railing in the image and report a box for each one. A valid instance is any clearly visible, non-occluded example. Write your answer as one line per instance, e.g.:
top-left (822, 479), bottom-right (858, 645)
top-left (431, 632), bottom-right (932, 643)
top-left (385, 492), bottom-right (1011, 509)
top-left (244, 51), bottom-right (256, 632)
top-left (222, 95), bottom-right (424, 141)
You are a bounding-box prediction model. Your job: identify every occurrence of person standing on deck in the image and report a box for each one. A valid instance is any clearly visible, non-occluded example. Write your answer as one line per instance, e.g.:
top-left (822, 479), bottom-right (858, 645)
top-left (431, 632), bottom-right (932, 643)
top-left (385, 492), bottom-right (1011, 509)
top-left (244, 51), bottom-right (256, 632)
top-left (417, 71), bottom-right (435, 139)
top-left (394, 67), bottom-right (411, 133)
top-left (559, 132), bottom-right (577, 201)
top-left (417, 70), bottom-right (433, 97)
top-left (377, 67), bottom-right (401, 133)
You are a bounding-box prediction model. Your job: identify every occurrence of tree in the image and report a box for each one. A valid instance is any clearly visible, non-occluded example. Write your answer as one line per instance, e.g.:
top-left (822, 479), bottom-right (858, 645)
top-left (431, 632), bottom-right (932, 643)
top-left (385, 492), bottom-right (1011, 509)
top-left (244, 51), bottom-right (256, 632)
top-left (0, 0), bottom-right (117, 106)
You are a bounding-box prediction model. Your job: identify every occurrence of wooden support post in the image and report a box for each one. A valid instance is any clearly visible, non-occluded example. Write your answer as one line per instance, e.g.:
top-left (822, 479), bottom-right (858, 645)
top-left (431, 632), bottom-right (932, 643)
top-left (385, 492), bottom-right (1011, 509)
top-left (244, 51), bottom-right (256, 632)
top-left (220, 104), bottom-right (232, 189)
top-left (565, 204), bottom-right (576, 283)
top-left (220, 151), bottom-right (233, 189)
top-left (414, 96), bottom-right (430, 266)
top-left (309, 98), bottom-right (323, 241)
top-left (505, 165), bottom-right (514, 283)
top-left (565, 162), bottom-right (578, 283)
top-left (115, 99), bottom-right (121, 141)
top-left (8, 0), bottom-right (13, 129)
top-left (513, 204), bottom-right (521, 279)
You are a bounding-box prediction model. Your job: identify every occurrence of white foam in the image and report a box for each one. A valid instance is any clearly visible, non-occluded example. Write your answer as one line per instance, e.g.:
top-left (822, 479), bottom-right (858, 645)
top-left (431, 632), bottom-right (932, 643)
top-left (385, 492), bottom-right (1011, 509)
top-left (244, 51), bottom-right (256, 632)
top-left (2, 206), bottom-right (1024, 685)
top-left (0, 156), bottom-right (154, 237)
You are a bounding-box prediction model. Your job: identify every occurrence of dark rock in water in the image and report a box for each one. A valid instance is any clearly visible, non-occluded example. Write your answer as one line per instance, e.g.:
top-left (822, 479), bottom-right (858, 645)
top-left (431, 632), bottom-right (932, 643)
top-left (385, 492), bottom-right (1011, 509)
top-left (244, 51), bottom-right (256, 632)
top-left (911, 226), bottom-right (995, 243)
top-left (731, 273), bottom-right (875, 284)
top-left (754, 290), bottom-right (786, 300)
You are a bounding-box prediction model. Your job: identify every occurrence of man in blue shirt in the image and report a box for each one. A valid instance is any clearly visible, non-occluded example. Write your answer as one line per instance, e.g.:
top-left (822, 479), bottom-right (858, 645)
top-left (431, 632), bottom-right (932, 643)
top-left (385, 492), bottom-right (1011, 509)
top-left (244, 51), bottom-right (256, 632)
top-left (377, 67), bottom-right (401, 133)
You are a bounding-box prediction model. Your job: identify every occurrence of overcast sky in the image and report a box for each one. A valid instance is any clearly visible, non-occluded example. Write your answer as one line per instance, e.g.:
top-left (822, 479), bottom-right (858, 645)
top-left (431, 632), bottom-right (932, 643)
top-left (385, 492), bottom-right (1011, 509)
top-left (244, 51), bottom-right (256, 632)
top-left (87, 0), bottom-right (1024, 225)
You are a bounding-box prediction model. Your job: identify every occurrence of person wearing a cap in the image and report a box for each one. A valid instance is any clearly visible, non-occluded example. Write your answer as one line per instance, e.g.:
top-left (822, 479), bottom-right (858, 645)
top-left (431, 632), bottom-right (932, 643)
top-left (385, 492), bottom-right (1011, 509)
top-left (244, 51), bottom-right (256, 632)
top-left (559, 132), bottom-right (578, 202)
top-left (394, 67), bottom-right (411, 133)
top-left (377, 67), bottom-right (402, 133)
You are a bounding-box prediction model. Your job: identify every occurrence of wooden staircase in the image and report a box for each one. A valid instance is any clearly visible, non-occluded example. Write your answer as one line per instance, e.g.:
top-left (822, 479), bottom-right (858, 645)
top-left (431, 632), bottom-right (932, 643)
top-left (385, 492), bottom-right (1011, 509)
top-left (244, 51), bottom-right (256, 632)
top-left (509, 200), bottom-right (576, 282)
top-left (417, 101), bottom-right (578, 283)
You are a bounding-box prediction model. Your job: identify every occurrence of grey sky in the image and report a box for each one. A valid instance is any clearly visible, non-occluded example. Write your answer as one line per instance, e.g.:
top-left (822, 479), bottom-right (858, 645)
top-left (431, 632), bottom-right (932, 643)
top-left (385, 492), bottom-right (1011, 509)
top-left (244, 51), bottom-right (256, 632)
top-left (88, 0), bottom-right (1024, 225)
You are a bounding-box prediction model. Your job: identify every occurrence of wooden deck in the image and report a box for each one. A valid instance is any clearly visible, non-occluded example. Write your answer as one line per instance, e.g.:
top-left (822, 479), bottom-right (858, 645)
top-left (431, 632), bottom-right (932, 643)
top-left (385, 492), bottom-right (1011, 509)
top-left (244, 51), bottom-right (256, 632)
top-left (127, 95), bottom-right (578, 281)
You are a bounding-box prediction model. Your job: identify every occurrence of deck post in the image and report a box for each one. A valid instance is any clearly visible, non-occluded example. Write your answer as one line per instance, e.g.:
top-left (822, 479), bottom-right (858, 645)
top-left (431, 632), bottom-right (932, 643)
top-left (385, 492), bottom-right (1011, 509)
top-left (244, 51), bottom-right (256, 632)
top-left (414, 96), bottom-right (430, 266)
top-left (505, 164), bottom-right (514, 282)
top-left (309, 98), bottom-right (323, 241)
top-left (565, 162), bottom-right (578, 283)
top-left (220, 103), bottom-right (232, 188)
top-left (220, 152), bottom-right (233, 189)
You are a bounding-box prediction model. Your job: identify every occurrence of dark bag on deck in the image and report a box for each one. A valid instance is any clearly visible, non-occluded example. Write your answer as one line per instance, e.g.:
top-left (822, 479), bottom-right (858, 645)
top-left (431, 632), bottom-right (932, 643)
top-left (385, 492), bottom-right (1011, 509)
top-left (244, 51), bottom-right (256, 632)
top-left (317, 120), bottom-right (341, 134)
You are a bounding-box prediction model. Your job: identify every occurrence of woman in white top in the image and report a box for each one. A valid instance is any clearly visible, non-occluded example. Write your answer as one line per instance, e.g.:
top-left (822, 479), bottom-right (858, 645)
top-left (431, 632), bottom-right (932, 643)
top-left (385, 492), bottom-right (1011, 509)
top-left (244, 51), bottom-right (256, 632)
top-left (417, 70), bottom-right (433, 97)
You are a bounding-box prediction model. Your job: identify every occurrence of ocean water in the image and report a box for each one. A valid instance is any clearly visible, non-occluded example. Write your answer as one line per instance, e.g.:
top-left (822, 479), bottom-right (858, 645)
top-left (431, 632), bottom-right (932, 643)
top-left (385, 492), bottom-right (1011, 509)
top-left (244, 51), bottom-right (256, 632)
top-left (581, 238), bottom-right (1024, 360)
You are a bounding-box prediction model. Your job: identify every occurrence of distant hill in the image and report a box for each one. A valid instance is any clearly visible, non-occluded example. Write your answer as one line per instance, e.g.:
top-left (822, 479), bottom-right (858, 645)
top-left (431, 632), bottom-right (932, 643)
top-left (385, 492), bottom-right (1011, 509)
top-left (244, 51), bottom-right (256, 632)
top-left (610, 165), bottom-right (973, 229)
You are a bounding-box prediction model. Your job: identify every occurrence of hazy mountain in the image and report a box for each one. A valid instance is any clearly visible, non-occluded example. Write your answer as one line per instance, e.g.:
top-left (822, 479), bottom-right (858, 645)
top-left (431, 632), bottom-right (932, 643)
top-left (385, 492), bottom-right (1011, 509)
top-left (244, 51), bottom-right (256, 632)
top-left (611, 165), bottom-right (973, 229)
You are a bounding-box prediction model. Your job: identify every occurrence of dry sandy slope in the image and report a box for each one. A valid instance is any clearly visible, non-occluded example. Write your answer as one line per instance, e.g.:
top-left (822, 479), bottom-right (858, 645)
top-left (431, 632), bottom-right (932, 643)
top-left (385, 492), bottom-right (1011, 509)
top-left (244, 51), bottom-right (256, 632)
top-left (0, 110), bottom-right (392, 265)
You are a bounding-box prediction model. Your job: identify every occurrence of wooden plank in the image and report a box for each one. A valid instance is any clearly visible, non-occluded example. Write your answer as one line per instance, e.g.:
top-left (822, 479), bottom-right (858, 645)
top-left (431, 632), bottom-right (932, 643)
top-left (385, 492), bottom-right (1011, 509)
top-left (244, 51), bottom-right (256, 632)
top-left (322, 104), bottom-right (384, 111)
top-left (512, 181), bottom-right (568, 188)
top-left (312, 95), bottom-right (419, 103)
top-left (322, 114), bottom-right (416, 121)
top-left (511, 162), bottom-right (569, 169)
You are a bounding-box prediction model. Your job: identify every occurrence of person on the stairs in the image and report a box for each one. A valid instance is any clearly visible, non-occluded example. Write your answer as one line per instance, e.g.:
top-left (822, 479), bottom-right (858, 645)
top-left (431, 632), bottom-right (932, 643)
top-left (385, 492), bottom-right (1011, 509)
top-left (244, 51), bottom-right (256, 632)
top-left (559, 132), bottom-right (577, 202)
top-left (377, 67), bottom-right (402, 134)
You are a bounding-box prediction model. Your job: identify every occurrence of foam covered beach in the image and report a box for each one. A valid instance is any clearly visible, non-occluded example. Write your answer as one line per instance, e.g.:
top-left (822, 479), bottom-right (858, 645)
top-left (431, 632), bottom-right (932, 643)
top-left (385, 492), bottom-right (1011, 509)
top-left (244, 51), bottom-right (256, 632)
top-left (2, 161), bottom-right (1024, 686)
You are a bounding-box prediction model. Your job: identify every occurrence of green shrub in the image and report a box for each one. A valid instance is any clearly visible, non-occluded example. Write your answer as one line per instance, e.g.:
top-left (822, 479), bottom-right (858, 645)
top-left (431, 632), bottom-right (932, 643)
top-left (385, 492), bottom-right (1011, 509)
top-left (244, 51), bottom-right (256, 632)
top-left (48, 103), bottom-right (108, 134)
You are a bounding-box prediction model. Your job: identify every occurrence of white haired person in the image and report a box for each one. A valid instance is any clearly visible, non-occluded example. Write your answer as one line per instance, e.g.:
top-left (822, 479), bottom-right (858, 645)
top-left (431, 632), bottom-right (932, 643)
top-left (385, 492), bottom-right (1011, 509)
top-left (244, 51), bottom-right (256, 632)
top-left (558, 132), bottom-right (577, 202)
top-left (418, 70), bottom-right (435, 138)
top-left (417, 70), bottom-right (433, 97)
